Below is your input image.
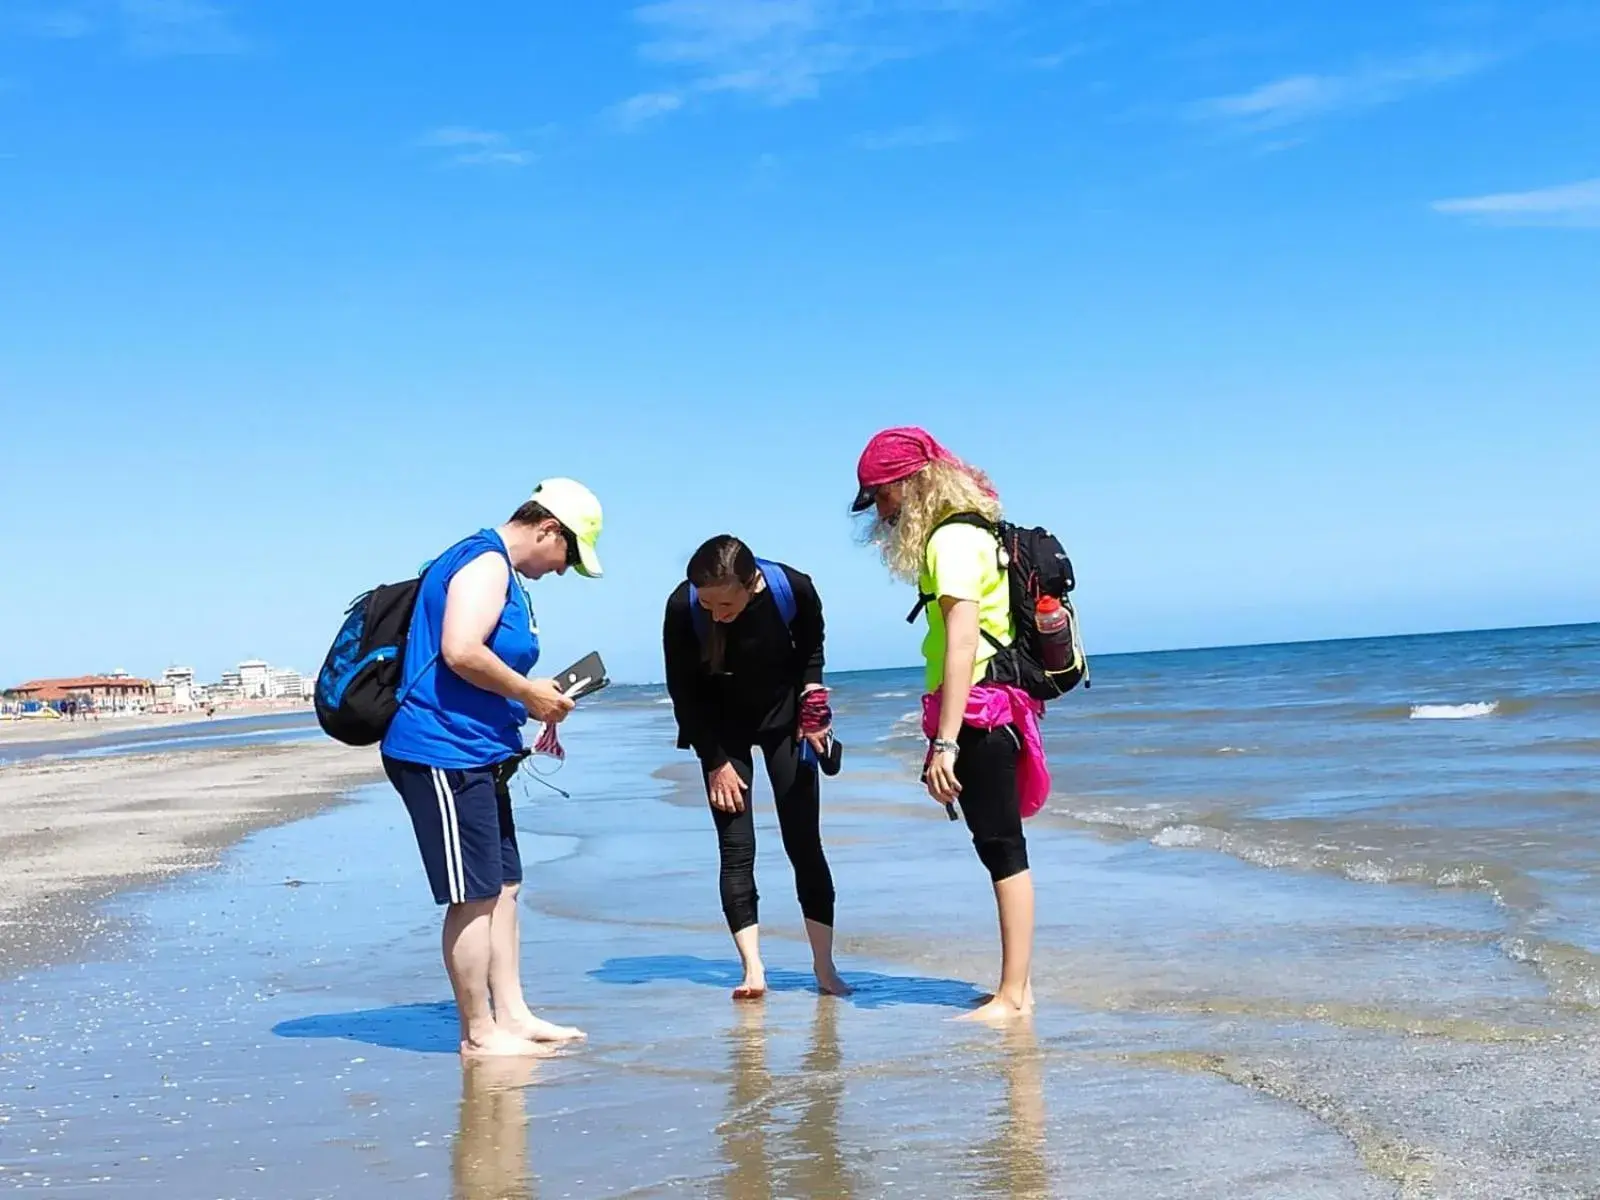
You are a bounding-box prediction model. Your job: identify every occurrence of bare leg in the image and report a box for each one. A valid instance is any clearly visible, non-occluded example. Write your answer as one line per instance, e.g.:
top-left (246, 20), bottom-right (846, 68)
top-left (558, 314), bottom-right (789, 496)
top-left (958, 869), bottom-right (1035, 1024)
top-left (442, 899), bottom-right (544, 1057)
top-left (732, 924), bottom-right (766, 1000)
top-left (487, 884), bottom-right (585, 1043)
top-left (805, 918), bottom-right (852, 996)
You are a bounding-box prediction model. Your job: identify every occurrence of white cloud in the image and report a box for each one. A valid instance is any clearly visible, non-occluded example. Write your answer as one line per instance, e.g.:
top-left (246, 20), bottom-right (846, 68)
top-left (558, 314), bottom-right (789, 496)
top-left (16, 8), bottom-right (99, 38)
top-left (12, 1), bottom-right (247, 55)
top-left (1028, 43), bottom-right (1092, 71)
top-left (854, 120), bottom-right (965, 150)
top-left (418, 127), bottom-right (535, 169)
top-left (119, 0), bottom-right (247, 57)
top-left (616, 0), bottom-right (1000, 122)
top-left (1433, 177), bottom-right (1600, 228)
top-left (1194, 49), bottom-right (1491, 130)
top-left (608, 90), bottom-right (686, 129)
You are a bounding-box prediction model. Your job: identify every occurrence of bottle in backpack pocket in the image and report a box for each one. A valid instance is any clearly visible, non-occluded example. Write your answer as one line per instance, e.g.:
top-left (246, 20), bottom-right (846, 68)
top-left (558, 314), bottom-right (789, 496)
top-left (1033, 594), bottom-right (1073, 674)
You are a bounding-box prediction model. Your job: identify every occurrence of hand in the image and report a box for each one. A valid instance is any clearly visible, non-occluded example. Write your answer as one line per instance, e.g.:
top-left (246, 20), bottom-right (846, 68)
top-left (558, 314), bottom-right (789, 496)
top-left (924, 747), bottom-right (962, 807)
top-left (524, 678), bottom-right (576, 725)
top-left (707, 762), bottom-right (749, 814)
top-left (802, 727), bottom-right (832, 758)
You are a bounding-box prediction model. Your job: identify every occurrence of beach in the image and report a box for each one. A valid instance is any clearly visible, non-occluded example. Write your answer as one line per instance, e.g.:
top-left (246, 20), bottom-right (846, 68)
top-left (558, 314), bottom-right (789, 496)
top-left (0, 732), bottom-right (380, 975)
top-left (4, 624), bottom-right (1600, 1197)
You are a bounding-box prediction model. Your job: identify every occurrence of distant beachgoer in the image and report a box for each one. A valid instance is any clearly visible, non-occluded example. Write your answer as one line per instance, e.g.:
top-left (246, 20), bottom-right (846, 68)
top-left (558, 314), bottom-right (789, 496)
top-left (381, 479), bottom-right (604, 1057)
top-left (852, 427), bottom-right (1036, 1023)
top-left (663, 535), bottom-right (849, 1000)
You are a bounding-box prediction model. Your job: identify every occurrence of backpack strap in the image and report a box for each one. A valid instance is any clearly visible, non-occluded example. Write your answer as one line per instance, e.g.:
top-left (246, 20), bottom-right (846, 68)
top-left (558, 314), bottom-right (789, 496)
top-left (755, 559), bottom-right (797, 628)
top-left (688, 583), bottom-right (706, 643)
top-left (905, 513), bottom-right (1000, 625)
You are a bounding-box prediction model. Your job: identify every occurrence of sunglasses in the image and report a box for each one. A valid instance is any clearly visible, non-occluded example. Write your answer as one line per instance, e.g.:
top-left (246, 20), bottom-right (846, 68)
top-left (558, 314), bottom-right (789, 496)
top-left (560, 524), bottom-right (582, 570)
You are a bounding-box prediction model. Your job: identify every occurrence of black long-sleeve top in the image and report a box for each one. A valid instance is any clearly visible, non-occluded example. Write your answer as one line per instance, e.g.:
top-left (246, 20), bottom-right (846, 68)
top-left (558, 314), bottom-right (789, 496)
top-left (662, 563), bottom-right (825, 773)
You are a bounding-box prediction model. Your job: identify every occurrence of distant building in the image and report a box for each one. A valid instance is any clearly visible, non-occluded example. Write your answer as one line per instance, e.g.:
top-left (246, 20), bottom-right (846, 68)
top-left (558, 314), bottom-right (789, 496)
top-left (238, 660), bottom-right (271, 700)
top-left (270, 668), bottom-right (313, 701)
top-left (3, 674), bottom-right (156, 713)
top-left (162, 666), bottom-right (198, 711)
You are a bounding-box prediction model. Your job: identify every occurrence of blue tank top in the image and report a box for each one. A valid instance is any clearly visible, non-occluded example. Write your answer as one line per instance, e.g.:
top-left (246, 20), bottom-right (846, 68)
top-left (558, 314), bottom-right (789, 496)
top-left (381, 529), bottom-right (540, 769)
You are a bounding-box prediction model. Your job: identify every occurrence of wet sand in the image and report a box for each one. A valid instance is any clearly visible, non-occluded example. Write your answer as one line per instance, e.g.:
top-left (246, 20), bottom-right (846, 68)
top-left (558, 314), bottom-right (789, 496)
top-left (0, 740), bottom-right (381, 975)
top-left (7, 700), bottom-right (1600, 1196)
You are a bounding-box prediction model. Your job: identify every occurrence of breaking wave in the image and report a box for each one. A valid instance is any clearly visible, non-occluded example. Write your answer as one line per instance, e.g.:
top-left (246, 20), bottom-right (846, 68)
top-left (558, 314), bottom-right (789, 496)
top-left (1410, 702), bottom-right (1498, 720)
top-left (876, 712), bottom-right (924, 744)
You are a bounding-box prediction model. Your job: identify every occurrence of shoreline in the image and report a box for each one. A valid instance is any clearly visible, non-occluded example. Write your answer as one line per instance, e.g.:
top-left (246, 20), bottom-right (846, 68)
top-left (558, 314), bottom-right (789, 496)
top-left (0, 739), bottom-right (383, 978)
top-left (0, 703), bottom-right (316, 746)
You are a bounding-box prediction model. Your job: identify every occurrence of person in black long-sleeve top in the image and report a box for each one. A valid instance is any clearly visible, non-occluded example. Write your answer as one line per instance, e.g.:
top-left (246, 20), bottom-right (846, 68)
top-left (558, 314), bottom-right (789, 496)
top-left (663, 534), bottom-right (849, 999)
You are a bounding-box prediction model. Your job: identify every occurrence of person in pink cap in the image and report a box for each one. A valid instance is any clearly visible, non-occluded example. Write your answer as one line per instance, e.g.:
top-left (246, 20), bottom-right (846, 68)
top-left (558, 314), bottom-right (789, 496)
top-left (853, 427), bottom-right (1037, 1023)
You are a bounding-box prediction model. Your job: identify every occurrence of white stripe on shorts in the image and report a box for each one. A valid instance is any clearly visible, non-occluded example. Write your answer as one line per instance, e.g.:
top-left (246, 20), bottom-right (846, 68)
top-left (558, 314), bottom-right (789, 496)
top-left (430, 767), bottom-right (465, 903)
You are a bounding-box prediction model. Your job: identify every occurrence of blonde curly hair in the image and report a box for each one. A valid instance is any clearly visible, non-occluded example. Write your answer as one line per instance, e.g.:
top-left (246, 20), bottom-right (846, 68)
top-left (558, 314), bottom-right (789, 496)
top-left (862, 459), bottom-right (1002, 585)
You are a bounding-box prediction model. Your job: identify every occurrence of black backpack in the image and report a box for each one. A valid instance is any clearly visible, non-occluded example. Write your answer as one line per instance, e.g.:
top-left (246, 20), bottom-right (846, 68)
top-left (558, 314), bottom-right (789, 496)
top-left (908, 513), bottom-right (1090, 703)
top-left (314, 578), bottom-right (425, 746)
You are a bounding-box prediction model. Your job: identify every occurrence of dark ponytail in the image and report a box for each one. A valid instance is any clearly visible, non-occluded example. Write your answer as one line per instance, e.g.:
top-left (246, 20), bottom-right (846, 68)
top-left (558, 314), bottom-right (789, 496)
top-left (687, 535), bottom-right (759, 673)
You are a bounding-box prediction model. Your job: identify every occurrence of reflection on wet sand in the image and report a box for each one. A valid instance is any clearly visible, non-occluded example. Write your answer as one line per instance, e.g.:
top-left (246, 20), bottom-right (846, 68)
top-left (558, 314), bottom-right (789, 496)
top-left (719, 1001), bottom-right (857, 1199)
top-left (975, 1024), bottom-right (1052, 1199)
top-left (453, 1057), bottom-right (541, 1200)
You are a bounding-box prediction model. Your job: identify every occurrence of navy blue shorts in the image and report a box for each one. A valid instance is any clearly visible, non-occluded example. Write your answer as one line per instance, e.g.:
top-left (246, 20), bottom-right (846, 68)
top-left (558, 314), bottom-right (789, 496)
top-left (383, 756), bottom-right (523, 905)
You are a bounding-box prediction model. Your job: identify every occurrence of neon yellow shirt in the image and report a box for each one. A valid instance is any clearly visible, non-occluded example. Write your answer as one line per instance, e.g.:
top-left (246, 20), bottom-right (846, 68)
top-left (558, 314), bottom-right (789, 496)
top-left (919, 522), bottom-right (1013, 691)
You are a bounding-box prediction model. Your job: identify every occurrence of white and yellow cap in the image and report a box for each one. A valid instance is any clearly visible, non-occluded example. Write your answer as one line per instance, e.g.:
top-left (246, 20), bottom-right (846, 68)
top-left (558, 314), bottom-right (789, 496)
top-left (533, 477), bottom-right (604, 579)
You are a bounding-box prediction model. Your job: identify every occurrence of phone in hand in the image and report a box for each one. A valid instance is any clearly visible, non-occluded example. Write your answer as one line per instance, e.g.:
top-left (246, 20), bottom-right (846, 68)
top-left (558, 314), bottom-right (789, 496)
top-left (920, 746), bottom-right (961, 820)
top-left (819, 734), bottom-right (844, 776)
top-left (552, 651), bottom-right (609, 702)
top-left (803, 733), bottom-right (845, 776)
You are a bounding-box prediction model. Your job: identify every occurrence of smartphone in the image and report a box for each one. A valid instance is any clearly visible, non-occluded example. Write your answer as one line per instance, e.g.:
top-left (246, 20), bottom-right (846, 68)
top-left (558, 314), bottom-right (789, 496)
top-left (552, 651), bottom-right (610, 702)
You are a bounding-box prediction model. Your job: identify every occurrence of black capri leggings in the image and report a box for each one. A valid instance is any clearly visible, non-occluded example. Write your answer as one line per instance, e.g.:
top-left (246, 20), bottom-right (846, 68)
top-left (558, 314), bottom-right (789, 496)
top-left (955, 723), bottom-right (1029, 882)
top-left (710, 733), bottom-right (836, 934)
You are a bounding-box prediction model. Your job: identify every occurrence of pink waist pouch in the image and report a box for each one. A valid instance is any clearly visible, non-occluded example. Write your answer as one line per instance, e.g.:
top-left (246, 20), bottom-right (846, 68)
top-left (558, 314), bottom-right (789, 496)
top-left (920, 684), bottom-right (1051, 819)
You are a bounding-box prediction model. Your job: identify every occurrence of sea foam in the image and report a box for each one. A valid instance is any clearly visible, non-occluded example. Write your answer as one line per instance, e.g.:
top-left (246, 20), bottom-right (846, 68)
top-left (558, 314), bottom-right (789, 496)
top-left (1410, 702), bottom-right (1499, 720)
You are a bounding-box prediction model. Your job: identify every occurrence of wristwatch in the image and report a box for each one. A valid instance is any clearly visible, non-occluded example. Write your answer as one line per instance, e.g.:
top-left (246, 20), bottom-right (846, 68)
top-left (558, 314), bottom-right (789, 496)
top-left (930, 737), bottom-right (961, 758)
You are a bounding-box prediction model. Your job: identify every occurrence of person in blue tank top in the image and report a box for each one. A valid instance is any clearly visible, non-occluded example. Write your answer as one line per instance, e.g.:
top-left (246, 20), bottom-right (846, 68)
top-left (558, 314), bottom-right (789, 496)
top-left (382, 478), bottom-right (604, 1059)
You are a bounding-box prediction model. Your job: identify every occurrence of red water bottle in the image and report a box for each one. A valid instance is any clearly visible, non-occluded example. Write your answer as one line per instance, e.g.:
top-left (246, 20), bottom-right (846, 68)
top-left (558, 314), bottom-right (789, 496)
top-left (1034, 594), bottom-right (1072, 673)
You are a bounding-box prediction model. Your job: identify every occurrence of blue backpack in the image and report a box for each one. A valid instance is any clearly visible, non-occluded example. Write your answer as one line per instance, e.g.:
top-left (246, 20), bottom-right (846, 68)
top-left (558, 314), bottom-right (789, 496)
top-left (314, 576), bottom-right (427, 746)
top-left (688, 559), bottom-right (798, 644)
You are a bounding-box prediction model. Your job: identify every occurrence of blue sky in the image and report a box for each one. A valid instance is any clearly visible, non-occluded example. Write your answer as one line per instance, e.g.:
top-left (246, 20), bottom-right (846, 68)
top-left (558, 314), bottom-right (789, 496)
top-left (1, 0), bottom-right (1597, 686)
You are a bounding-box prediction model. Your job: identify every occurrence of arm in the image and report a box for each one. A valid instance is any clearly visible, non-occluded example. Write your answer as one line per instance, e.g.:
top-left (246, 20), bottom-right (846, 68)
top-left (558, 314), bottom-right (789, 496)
top-left (662, 588), bottom-right (729, 774)
top-left (936, 597), bottom-right (980, 742)
top-left (440, 552), bottom-right (572, 724)
top-left (923, 596), bottom-right (979, 806)
top-left (922, 525), bottom-right (990, 806)
top-left (789, 569), bottom-right (826, 693)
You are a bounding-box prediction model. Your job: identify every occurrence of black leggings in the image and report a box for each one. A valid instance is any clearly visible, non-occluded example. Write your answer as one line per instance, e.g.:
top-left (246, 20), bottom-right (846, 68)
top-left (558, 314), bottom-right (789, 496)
top-left (955, 723), bottom-right (1029, 882)
top-left (710, 733), bottom-right (836, 934)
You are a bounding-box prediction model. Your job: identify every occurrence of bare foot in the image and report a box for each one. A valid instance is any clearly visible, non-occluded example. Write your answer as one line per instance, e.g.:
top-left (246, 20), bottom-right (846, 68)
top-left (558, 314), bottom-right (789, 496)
top-left (815, 965), bottom-right (853, 997)
top-left (1022, 981), bottom-right (1036, 1014)
top-left (732, 966), bottom-right (767, 1002)
top-left (502, 1014), bottom-right (587, 1043)
top-left (954, 994), bottom-right (1031, 1025)
top-left (460, 1029), bottom-right (554, 1059)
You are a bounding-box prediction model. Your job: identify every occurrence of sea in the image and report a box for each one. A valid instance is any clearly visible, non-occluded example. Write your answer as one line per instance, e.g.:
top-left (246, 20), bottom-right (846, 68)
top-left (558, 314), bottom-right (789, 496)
top-left (2, 622), bottom-right (1597, 1198)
